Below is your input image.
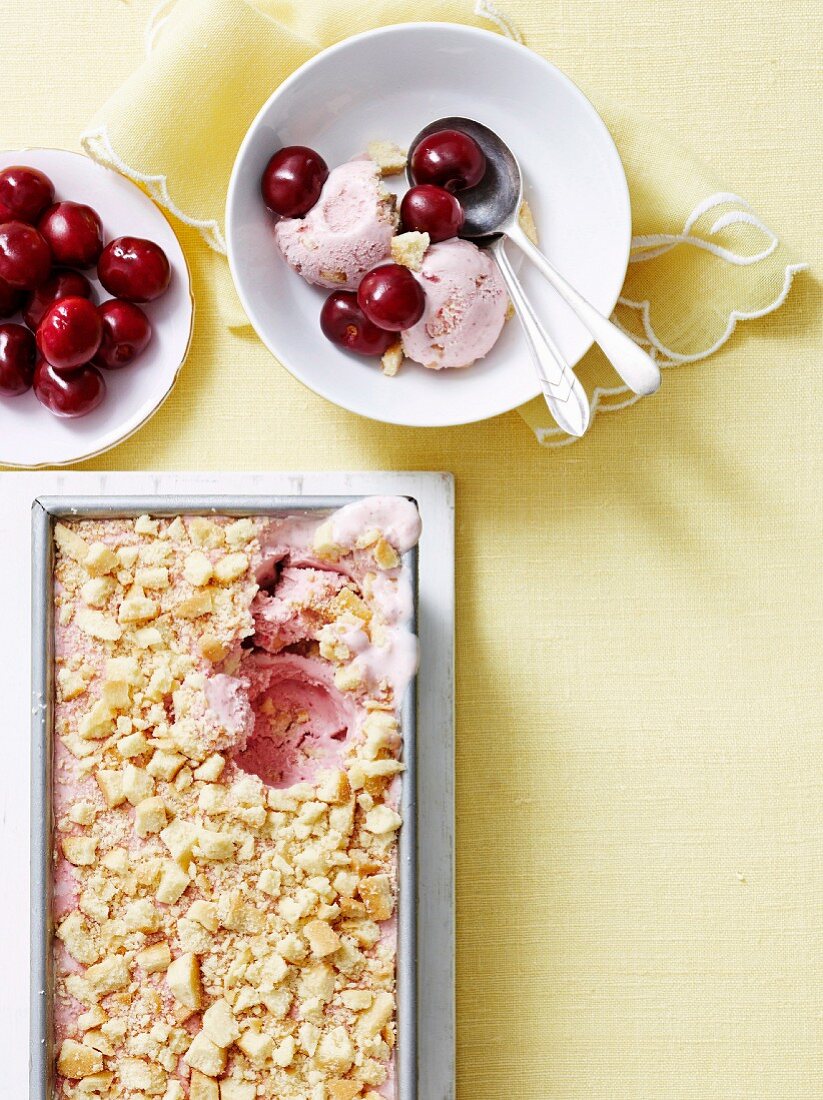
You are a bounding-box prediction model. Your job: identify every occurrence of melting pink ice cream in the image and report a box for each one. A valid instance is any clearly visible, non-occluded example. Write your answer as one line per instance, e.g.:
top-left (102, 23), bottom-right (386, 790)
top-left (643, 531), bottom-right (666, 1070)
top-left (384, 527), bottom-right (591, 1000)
top-left (208, 498), bottom-right (421, 787)
top-left (252, 565), bottom-right (347, 652)
top-left (402, 237), bottom-right (508, 369)
top-left (204, 672), bottom-right (253, 745)
top-left (274, 158), bottom-right (398, 289)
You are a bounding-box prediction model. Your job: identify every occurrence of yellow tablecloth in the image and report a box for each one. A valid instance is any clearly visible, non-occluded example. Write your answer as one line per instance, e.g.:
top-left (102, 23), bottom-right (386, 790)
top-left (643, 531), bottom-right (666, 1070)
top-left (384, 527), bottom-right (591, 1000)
top-left (3, 1), bottom-right (821, 1096)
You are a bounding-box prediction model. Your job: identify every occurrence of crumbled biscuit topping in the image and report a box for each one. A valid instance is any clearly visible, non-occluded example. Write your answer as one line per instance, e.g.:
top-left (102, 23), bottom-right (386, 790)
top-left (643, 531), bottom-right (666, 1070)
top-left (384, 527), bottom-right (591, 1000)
top-left (380, 342), bottom-right (404, 379)
top-left (52, 511), bottom-right (411, 1100)
top-left (366, 141), bottom-right (408, 177)
top-left (518, 199), bottom-right (539, 246)
top-left (390, 232), bottom-right (429, 273)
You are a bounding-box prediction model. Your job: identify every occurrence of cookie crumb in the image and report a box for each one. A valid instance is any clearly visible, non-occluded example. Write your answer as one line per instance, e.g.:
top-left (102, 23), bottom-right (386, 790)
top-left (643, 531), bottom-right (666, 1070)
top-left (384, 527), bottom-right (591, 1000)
top-left (518, 199), bottom-right (539, 245)
top-left (381, 342), bottom-right (404, 377)
top-left (391, 231), bottom-right (430, 272)
top-left (367, 140), bottom-right (408, 176)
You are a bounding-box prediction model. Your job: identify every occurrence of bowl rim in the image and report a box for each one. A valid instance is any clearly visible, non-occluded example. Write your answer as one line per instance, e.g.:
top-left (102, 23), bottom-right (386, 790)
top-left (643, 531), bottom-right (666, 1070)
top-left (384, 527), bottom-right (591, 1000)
top-left (0, 146), bottom-right (194, 468)
top-left (226, 21), bottom-right (632, 428)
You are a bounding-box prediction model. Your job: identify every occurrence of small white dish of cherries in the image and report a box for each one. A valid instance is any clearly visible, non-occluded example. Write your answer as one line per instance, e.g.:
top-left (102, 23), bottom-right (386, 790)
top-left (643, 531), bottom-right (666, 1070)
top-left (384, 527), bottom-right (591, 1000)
top-left (0, 149), bottom-right (192, 468)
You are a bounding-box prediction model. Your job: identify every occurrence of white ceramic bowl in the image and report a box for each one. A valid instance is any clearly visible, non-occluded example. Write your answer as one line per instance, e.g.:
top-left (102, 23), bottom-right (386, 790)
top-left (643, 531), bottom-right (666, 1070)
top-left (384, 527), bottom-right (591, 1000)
top-left (0, 149), bottom-right (192, 467)
top-left (226, 23), bottom-right (631, 428)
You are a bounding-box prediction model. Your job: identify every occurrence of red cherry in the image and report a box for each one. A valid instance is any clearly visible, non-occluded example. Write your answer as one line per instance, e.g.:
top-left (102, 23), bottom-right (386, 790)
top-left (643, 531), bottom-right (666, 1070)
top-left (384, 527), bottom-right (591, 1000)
top-left (0, 166), bottom-right (55, 224)
top-left (0, 221), bottom-right (51, 290)
top-left (410, 129), bottom-right (486, 192)
top-left (34, 357), bottom-right (105, 418)
top-left (98, 237), bottom-right (171, 303)
top-left (93, 299), bottom-right (152, 370)
top-left (23, 270), bottom-right (92, 330)
top-left (400, 185), bottom-right (464, 243)
top-left (37, 296), bottom-right (102, 373)
top-left (320, 291), bottom-right (395, 356)
top-left (0, 276), bottom-right (24, 320)
top-left (261, 146), bottom-right (329, 218)
top-left (38, 202), bottom-right (103, 269)
top-left (357, 264), bottom-right (425, 332)
top-left (0, 323), bottom-right (36, 396)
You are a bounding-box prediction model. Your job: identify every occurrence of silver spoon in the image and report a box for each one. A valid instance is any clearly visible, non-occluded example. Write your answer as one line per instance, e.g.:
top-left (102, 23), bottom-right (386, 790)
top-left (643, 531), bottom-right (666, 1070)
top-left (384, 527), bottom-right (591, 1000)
top-left (408, 117), bottom-right (662, 407)
top-left (489, 236), bottom-right (589, 437)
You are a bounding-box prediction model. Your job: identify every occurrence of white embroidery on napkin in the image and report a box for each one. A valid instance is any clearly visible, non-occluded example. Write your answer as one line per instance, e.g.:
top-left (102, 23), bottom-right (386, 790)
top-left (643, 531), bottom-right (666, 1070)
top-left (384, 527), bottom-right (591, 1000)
top-left (474, 0), bottom-right (523, 42)
top-left (80, 125), bottom-right (228, 253)
top-left (534, 194), bottom-right (808, 447)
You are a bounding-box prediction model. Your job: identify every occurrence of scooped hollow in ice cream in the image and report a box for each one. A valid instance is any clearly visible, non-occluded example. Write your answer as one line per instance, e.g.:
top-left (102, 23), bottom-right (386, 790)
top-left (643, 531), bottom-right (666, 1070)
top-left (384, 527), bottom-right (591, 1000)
top-left (401, 238), bottom-right (508, 369)
top-left (233, 652), bottom-right (357, 787)
top-left (274, 158), bottom-right (398, 289)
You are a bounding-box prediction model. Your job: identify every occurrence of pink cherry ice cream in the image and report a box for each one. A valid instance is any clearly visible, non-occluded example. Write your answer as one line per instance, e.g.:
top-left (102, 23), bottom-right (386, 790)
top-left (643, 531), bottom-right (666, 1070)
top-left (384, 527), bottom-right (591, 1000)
top-left (274, 158), bottom-right (398, 289)
top-left (266, 135), bottom-right (516, 376)
top-left (50, 497), bottom-right (420, 1099)
top-left (234, 652), bottom-right (358, 787)
top-left (401, 237), bottom-right (508, 370)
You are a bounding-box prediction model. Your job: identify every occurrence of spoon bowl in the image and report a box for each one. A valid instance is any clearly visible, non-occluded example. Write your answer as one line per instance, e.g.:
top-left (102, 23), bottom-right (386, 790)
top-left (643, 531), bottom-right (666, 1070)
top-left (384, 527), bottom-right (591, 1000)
top-left (407, 116), bottom-right (521, 241)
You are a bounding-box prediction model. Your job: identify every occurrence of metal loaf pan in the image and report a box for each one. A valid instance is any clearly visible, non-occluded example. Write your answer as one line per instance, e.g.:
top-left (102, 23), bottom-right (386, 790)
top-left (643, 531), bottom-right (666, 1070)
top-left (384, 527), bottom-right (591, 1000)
top-left (31, 495), bottom-right (418, 1100)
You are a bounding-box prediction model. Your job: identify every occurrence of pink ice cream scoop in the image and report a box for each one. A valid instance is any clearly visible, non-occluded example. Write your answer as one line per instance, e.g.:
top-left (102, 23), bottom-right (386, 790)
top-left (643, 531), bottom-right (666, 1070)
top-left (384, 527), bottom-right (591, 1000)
top-left (274, 158), bottom-right (398, 289)
top-left (401, 238), bottom-right (508, 369)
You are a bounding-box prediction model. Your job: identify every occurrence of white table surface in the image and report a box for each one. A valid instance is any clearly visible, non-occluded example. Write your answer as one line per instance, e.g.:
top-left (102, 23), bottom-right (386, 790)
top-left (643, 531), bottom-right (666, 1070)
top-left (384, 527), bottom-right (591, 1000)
top-left (0, 470), bottom-right (455, 1100)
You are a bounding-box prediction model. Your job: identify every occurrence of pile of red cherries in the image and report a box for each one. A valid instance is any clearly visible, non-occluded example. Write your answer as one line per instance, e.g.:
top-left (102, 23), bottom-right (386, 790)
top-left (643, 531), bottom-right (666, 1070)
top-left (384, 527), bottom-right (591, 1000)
top-left (0, 165), bottom-right (171, 418)
top-left (261, 129), bottom-right (487, 358)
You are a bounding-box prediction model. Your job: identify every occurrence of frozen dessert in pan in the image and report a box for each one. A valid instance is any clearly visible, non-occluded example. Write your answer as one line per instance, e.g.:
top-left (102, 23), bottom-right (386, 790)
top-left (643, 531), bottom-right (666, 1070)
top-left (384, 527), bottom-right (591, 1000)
top-left (50, 497), bottom-right (420, 1100)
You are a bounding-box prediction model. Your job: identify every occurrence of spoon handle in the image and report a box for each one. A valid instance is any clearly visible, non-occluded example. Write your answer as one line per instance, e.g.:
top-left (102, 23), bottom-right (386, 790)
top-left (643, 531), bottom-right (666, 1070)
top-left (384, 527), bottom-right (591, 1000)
top-left (506, 221), bottom-right (661, 397)
top-left (491, 238), bottom-right (591, 438)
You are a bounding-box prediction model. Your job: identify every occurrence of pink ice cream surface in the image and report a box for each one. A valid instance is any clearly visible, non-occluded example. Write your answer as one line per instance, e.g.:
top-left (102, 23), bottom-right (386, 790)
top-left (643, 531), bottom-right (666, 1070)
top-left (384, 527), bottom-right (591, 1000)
top-left (252, 565), bottom-right (346, 652)
top-left (274, 158), bottom-right (397, 289)
top-left (51, 504), bottom-right (420, 1099)
top-left (401, 238), bottom-right (508, 369)
top-left (328, 496), bottom-right (422, 556)
top-left (205, 672), bottom-right (253, 744)
top-left (233, 652), bottom-right (357, 787)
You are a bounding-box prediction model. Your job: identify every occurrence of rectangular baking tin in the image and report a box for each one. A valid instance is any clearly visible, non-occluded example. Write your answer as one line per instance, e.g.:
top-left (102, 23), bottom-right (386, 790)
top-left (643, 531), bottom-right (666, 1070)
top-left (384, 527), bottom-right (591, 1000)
top-left (31, 495), bottom-right (418, 1100)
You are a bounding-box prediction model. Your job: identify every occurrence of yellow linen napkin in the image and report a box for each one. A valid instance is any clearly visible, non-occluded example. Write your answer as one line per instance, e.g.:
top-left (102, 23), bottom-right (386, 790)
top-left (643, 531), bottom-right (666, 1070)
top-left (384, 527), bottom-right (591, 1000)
top-left (81, 0), bottom-right (806, 444)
